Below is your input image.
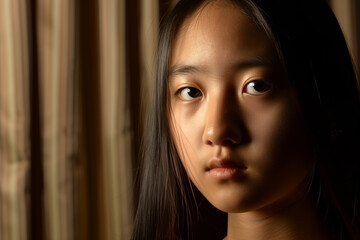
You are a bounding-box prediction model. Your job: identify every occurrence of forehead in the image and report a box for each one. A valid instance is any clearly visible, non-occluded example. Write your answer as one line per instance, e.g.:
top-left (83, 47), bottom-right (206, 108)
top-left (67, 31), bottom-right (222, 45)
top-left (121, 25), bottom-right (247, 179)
top-left (170, 1), bottom-right (278, 75)
top-left (178, 1), bottom-right (256, 43)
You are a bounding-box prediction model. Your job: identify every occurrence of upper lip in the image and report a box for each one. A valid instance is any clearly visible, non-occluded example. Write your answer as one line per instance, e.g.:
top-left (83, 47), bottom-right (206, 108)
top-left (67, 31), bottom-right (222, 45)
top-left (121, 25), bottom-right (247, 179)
top-left (206, 158), bottom-right (247, 171)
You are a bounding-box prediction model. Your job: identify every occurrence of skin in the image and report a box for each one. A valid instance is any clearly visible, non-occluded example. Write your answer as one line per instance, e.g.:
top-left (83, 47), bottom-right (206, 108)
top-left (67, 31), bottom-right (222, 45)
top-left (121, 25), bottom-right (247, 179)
top-left (169, 1), bottom-right (332, 239)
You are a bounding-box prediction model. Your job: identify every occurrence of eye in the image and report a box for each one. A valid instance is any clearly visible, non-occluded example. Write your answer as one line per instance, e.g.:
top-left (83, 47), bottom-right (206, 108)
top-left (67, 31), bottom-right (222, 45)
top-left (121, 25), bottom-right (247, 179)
top-left (244, 80), bottom-right (272, 95)
top-left (177, 87), bottom-right (202, 101)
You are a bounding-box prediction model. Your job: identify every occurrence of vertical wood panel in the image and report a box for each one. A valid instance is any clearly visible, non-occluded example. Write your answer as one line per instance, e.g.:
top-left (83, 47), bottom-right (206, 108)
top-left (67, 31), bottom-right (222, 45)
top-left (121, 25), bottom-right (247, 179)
top-left (99, 0), bottom-right (135, 238)
top-left (74, 2), bottom-right (87, 239)
top-left (99, 0), bottom-right (121, 239)
top-left (0, 0), bottom-right (31, 240)
top-left (37, 0), bottom-right (76, 239)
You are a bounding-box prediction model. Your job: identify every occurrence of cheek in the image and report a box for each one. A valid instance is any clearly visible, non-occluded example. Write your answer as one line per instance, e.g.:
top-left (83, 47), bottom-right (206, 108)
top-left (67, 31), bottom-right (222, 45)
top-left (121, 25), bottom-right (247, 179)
top-left (169, 108), bottom-right (204, 178)
top-left (244, 96), bottom-right (314, 200)
top-left (170, 103), bottom-right (204, 148)
top-left (246, 93), bottom-right (311, 159)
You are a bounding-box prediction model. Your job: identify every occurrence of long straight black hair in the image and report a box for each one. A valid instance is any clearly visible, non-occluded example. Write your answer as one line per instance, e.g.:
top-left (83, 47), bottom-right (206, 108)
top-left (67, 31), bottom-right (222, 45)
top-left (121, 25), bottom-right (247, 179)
top-left (132, 0), bottom-right (360, 239)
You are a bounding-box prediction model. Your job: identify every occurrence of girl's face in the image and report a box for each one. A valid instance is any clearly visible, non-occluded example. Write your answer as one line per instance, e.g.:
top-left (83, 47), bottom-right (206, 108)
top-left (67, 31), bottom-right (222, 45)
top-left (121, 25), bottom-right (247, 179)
top-left (169, 1), bottom-right (314, 213)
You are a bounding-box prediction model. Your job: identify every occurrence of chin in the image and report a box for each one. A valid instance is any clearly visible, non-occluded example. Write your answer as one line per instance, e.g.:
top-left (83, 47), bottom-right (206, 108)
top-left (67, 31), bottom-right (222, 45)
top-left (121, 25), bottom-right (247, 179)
top-left (206, 191), bottom-right (259, 214)
top-left (210, 200), bottom-right (252, 213)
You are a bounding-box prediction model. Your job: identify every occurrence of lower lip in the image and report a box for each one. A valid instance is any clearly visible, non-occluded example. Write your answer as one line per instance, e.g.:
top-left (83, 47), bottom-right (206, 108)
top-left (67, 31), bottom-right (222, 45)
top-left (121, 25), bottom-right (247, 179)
top-left (207, 167), bottom-right (245, 180)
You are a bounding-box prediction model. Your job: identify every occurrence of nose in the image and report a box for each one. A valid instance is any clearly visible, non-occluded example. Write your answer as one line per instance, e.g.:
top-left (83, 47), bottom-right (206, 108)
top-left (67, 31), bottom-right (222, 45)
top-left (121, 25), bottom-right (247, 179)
top-left (202, 90), bottom-right (243, 147)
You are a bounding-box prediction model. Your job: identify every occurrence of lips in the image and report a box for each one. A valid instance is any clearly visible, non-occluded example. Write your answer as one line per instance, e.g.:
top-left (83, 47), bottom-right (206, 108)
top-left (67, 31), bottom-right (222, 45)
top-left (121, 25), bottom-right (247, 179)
top-left (206, 159), bottom-right (247, 180)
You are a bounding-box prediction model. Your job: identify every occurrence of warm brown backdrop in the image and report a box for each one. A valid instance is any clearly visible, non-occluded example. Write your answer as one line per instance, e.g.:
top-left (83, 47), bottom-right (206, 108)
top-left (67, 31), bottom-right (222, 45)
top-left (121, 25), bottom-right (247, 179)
top-left (0, 0), bottom-right (358, 240)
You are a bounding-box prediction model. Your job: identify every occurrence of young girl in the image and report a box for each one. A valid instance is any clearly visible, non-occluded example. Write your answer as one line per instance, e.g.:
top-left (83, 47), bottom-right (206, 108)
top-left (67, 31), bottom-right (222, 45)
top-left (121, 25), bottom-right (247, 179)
top-left (132, 0), bottom-right (360, 239)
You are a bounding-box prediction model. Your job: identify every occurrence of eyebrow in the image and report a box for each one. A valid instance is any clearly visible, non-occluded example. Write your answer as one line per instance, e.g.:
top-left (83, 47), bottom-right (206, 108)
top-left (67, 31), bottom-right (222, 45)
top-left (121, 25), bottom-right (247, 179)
top-left (169, 64), bottom-right (207, 76)
top-left (168, 55), bottom-right (279, 78)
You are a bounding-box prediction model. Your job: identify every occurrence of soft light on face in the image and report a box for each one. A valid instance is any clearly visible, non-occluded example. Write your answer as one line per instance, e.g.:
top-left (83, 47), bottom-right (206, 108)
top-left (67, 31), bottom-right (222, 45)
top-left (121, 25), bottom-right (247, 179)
top-left (169, 1), bottom-right (314, 213)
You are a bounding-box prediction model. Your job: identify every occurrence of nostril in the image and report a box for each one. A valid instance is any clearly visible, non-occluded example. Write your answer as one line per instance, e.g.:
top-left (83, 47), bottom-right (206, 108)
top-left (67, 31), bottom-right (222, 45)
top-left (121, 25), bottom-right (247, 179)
top-left (205, 137), bottom-right (240, 147)
top-left (222, 139), bottom-right (238, 147)
top-left (206, 140), bottom-right (213, 146)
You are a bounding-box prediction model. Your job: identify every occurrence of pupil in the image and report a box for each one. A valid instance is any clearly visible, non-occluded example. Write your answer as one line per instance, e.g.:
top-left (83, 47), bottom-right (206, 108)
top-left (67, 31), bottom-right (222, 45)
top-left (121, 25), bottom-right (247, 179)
top-left (253, 80), bottom-right (270, 92)
top-left (187, 88), bottom-right (201, 97)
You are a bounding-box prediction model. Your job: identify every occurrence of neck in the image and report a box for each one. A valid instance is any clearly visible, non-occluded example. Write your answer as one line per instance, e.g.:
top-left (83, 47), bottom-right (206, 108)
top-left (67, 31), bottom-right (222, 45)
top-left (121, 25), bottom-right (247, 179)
top-left (225, 191), bottom-right (332, 240)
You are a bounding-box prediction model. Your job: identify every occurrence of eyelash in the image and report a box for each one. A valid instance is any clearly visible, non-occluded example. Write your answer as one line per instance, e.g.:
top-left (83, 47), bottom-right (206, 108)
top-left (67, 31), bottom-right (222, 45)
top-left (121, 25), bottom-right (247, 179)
top-left (175, 79), bottom-right (272, 101)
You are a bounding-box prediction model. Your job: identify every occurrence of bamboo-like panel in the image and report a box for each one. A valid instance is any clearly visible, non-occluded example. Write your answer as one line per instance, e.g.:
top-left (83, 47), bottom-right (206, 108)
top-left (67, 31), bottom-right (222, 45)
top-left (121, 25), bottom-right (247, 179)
top-left (0, 0), bottom-right (31, 240)
top-left (99, 0), bottom-right (133, 239)
top-left (37, 0), bottom-right (76, 239)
